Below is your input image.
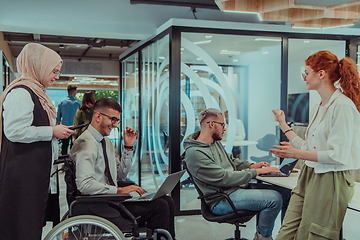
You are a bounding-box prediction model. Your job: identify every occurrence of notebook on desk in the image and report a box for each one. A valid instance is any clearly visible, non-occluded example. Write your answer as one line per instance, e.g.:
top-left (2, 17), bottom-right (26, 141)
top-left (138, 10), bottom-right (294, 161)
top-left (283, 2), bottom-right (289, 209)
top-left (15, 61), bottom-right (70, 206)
top-left (260, 158), bottom-right (298, 177)
top-left (125, 170), bottom-right (185, 202)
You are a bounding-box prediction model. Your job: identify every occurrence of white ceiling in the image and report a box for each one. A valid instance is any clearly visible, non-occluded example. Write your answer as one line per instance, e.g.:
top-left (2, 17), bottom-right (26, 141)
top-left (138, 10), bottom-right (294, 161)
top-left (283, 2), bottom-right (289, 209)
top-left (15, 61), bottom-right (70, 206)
top-left (0, 0), bottom-right (262, 41)
top-left (1, 0), bottom-right (359, 61)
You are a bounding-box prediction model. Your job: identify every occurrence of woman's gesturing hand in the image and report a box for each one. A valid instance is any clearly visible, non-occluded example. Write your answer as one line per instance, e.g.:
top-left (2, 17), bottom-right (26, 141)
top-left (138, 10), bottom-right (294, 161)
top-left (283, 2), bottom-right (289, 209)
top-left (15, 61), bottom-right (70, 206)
top-left (270, 141), bottom-right (298, 159)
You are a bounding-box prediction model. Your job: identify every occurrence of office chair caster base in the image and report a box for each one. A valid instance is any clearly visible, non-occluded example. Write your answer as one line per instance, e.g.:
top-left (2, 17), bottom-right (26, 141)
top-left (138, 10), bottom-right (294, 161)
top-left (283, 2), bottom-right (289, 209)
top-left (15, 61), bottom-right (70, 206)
top-left (225, 237), bottom-right (249, 240)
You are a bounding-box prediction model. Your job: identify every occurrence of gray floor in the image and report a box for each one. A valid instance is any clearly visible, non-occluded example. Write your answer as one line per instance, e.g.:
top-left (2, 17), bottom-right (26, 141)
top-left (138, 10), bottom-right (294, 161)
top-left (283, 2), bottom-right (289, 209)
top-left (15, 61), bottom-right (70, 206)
top-left (42, 171), bottom-right (359, 240)
top-left (174, 210), bottom-right (359, 240)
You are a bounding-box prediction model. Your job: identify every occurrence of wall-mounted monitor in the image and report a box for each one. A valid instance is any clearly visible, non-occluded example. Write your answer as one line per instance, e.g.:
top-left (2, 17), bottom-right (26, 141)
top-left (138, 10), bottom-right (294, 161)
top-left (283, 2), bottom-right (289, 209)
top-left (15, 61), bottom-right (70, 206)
top-left (287, 93), bottom-right (309, 124)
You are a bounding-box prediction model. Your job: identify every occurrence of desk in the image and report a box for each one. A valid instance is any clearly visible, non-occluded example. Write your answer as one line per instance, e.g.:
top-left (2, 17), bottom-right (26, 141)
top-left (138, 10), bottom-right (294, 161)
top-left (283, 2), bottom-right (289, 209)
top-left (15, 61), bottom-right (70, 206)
top-left (257, 170), bottom-right (360, 239)
top-left (235, 140), bottom-right (258, 160)
top-left (233, 140), bottom-right (258, 147)
top-left (256, 170), bottom-right (299, 190)
top-left (257, 171), bottom-right (359, 211)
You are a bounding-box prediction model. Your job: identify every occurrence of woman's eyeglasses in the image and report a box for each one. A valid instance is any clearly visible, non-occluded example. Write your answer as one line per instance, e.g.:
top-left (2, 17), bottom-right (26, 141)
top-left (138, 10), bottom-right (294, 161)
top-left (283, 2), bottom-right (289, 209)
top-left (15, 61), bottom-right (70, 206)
top-left (52, 70), bottom-right (61, 77)
top-left (301, 72), bottom-right (308, 80)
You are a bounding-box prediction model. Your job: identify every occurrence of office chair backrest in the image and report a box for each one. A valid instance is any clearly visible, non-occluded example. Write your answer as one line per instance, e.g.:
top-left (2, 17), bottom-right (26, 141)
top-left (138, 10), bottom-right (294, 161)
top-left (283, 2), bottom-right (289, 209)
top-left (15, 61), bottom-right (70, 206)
top-left (256, 134), bottom-right (279, 152)
top-left (182, 160), bottom-right (217, 219)
top-left (182, 160), bottom-right (258, 226)
top-left (182, 161), bottom-right (204, 198)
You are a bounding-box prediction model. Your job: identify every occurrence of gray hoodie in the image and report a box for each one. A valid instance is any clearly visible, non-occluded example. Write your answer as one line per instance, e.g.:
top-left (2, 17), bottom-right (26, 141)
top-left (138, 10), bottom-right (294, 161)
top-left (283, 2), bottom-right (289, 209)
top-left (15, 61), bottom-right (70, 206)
top-left (183, 131), bottom-right (257, 210)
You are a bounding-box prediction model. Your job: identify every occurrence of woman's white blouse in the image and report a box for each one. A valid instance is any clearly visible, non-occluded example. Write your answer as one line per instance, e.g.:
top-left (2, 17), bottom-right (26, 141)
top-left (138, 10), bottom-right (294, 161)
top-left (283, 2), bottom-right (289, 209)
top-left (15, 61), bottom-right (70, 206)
top-left (291, 89), bottom-right (360, 173)
top-left (3, 88), bottom-right (59, 193)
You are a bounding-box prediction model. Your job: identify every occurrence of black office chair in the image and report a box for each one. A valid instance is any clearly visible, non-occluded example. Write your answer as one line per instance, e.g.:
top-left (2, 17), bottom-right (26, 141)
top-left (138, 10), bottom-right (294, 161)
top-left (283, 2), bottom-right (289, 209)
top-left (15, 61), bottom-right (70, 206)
top-left (182, 161), bottom-right (259, 240)
top-left (48, 155), bottom-right (172, 240)
top-left (250, 134), bottom-right (278, 164)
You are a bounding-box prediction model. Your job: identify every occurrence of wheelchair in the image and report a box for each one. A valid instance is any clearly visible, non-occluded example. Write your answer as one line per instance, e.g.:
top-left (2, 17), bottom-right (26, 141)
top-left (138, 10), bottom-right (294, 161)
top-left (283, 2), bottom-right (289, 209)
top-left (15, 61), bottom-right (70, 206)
top-left (45, 155), bottom-right (172, 240)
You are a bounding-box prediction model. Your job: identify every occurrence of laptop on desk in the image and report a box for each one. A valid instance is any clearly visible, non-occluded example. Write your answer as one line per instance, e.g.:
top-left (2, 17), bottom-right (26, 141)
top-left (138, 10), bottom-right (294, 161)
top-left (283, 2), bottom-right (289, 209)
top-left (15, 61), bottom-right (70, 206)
top-left (125, 170), bottom-right (185, 202)
top-left (260, 158), bottom-right (298, 177)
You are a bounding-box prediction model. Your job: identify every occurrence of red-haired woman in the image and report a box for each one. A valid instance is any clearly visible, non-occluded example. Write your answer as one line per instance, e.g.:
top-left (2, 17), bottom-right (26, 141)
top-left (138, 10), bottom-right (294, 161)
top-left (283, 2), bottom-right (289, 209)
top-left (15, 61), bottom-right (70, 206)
top-left (272, 50), bottom-right (360, 239)
top-left (72, 90), bottom-right (95, 142)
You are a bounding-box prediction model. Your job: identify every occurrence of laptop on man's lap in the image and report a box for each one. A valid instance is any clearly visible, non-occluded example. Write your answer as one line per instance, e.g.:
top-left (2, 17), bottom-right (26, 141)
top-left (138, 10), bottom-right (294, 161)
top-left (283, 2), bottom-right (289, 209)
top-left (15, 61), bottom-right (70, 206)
top-left (126, 170), bottom-right (185, 202)
top-left (260, 158), bottom-right (298, 177)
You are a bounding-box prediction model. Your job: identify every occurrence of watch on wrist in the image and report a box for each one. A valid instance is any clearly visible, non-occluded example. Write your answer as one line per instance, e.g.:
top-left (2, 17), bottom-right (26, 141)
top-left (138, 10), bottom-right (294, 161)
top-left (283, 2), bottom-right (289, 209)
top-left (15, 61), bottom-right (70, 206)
top-left (124, 145), bottom-right (133, 150)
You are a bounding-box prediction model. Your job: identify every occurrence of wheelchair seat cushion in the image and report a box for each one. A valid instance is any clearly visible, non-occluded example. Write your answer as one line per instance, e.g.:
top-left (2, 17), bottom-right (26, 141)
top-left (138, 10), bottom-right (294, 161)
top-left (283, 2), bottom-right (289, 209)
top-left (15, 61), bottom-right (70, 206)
top-left (88, 203), bottom-right (121, 219)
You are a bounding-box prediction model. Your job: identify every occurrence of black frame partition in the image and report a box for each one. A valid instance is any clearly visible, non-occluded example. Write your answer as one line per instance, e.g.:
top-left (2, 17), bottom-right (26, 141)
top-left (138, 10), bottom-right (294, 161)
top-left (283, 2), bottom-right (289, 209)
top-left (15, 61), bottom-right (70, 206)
top-left (168, 26), bottom-right (182, 214)
top-left (119, 23), bottom-right (358, 215)
top-left (2, 54), bottom-right (11, 91)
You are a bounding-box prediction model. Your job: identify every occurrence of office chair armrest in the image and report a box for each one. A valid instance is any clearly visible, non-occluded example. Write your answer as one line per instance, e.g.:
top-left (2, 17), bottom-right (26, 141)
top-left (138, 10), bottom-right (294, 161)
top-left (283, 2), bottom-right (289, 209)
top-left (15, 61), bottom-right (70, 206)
top-left (200, 192), bottom-right (241, 217)
top-left (75, 194), bottom-right (132, 202)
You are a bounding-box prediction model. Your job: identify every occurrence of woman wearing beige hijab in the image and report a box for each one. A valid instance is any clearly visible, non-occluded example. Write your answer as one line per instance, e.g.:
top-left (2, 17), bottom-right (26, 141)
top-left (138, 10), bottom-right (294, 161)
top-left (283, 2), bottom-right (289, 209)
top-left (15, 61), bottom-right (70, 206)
top-left (0, 43), bottom-right (74, 240)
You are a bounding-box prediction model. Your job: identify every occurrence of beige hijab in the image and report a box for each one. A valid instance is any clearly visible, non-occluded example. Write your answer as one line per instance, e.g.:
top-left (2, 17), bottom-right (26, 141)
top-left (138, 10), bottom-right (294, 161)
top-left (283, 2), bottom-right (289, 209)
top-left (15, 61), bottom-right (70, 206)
top-left (0, 43), bottom-right (62, 147)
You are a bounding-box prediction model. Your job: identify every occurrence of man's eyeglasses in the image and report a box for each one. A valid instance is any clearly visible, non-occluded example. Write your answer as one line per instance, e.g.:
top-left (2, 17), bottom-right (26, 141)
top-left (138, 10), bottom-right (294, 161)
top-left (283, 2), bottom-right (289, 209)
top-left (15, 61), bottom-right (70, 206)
top-left (207, 120), bottom-right (225, 129)
top-left (99, 112), bottom-right (120, 125)
top-left (301, 72), bottom-right (308, 80)
top-left (52, 70), bottom-right (61, 77)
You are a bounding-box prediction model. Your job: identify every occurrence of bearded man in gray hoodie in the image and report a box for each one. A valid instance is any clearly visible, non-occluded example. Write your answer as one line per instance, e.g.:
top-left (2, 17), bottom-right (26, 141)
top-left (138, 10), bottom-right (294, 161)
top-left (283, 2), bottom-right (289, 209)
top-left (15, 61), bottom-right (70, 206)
top-left (183, 108), bottom-right (291, 240)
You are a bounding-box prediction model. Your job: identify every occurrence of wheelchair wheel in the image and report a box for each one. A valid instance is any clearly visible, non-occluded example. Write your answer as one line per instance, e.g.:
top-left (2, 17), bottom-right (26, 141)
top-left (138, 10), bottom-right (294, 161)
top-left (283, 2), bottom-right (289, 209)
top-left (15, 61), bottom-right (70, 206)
top-left (44, 215), bottom-right (126, 240)
top-left (60, 210), bottom-right (69, 222)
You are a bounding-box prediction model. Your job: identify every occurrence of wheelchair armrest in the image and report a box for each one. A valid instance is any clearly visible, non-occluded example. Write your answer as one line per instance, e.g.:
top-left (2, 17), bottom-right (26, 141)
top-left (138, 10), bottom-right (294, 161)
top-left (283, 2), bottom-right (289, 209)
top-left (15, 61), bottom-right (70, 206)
top-left (53, 154), bottom-right (70, 165)
top-left (75, 194), bottom-right (132, 202)
top-left (117, 180), bottom-right (136, 187)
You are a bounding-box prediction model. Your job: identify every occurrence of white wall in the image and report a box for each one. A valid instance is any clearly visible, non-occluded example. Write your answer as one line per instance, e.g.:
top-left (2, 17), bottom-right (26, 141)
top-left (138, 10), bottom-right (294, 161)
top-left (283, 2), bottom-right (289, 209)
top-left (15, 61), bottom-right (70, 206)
top-left (238, 44), bottom-right (282, 159)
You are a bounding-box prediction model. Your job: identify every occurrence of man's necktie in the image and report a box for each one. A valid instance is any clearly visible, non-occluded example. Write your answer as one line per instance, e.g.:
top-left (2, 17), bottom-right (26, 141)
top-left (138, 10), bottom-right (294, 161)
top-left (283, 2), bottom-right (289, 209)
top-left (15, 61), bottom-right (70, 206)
top-left (100, 138), bottom-right (116, 186)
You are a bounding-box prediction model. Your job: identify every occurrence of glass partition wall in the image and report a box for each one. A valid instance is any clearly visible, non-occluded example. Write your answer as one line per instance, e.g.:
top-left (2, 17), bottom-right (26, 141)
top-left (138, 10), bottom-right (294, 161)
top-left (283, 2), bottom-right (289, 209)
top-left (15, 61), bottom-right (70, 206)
top-left (121, 53), bottom-right (140, 184)
top-left (139, 35), bottom-right (170, 192)
top-left (120, 26), bottom-right (352, 215)
top-left (179, 33), bottom-right (282, 211)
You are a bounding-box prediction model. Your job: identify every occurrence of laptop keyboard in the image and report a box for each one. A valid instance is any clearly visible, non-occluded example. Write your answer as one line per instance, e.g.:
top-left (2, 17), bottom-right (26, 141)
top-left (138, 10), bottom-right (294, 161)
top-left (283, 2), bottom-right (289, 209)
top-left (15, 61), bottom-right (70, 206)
top-left (136, 192), bottom-right (156, 200)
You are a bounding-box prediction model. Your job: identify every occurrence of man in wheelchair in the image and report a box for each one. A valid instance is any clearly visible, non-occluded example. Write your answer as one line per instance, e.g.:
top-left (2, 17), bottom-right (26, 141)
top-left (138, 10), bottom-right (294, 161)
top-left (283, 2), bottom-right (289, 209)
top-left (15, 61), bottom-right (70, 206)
top-left (70, 98), bottom-right (175, 239)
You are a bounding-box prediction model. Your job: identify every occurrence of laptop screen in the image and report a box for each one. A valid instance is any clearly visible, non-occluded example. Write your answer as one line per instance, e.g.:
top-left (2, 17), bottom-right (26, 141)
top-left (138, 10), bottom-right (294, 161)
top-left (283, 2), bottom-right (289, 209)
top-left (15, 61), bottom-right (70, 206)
top-left (279, 158), bottom-right (298, 174)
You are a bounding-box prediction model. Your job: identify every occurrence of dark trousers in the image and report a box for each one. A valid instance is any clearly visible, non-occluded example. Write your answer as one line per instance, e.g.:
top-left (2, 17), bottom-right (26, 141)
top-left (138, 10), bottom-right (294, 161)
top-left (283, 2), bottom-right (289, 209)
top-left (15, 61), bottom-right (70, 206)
top-left (61, 137), bottom-right (72, 155)
top-left (123, 195), bottom-right (175, 238)
top-left (44, 193), bottom-right (60, 226)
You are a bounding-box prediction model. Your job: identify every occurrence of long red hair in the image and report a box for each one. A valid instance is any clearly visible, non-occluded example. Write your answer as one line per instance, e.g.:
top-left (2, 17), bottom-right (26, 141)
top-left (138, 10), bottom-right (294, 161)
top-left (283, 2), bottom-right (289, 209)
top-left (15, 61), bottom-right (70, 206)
top-left (305, 50), bottom-right (360, 112)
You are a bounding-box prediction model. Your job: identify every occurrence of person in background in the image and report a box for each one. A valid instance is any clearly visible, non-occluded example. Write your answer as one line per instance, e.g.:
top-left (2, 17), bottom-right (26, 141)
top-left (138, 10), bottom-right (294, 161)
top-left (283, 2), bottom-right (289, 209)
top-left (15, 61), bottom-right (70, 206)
top-left (72, 90), bottom-right (95, 142)
top-left (70, 98), bottom-right (176, 239)
top-left (184, 108), bottom-right (290, 240)
top-left (272, 50), bottom-right (360, 239)
top-left (57, 84), bottom-right (81, 155)
top-left (0, 43), bottom-right (74, 240)
top-left (221, 110), bottom-right (246, 159)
